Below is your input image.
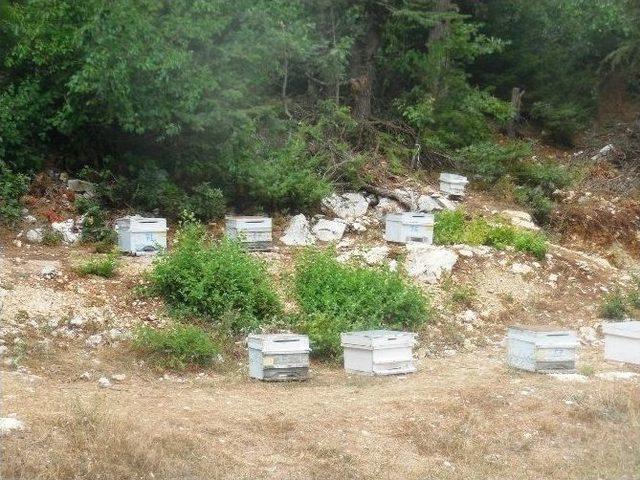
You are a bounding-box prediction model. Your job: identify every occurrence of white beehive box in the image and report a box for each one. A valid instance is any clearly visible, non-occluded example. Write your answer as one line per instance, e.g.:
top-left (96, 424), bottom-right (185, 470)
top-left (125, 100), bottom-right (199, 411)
top-left (384, 213), bottom-right (434, 244)
top-left (341, 330), bottom-right (417, 376)
top-left (247, 333), bottom-right (310, 381)
top-left (506, 325), bottom-right (578, 373)
top-left (439, 172), bottom-right (469, 197)
top-left (225, 216), bottom-right (272, 251)
top-left (115, 216), bottom-right (167, 256)
top-left (603, 321), bottom-right (640, 365)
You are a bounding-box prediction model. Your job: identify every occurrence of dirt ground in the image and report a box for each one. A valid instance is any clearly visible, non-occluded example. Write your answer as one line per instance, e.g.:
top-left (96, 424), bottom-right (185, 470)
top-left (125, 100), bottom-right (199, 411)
top-left (1, 202), bottom-right (640, 480)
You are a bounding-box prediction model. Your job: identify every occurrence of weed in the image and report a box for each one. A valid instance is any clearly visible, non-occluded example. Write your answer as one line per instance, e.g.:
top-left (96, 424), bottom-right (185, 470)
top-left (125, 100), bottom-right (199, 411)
top-left (450, 284), bottom-right (477, 308)
top-left (579, 364), bottom-right (595, 377)
top-left (599, 292), bottom-right (629, 320)
top-left (133, 323), bottom-right (219, 369)
top-left (41, 226), bottom-right (64, 246)
top-left (294, 249), bottom-right (430, 359)
top-left (149, 223), bottom-right (281, 334)
top-left (76, 254), bottom-right (119, 278)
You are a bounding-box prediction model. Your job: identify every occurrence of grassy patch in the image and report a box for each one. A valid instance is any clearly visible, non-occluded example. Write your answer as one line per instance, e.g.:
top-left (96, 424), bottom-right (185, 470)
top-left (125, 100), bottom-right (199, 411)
top-left (76, 254), bottom-right (119, 278)
top-left (149, 223), bottom-right (281, 334)
top-left (434, 210), bottom-right (548, 260)
top-left (294, 248), bottom-right (430, 359)
top-left (133, 323), bottom-right (219, 369)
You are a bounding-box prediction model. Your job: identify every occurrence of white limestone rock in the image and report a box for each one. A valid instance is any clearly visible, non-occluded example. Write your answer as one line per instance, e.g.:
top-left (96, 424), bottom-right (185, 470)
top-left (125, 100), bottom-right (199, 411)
top-left (312, 219), bottom-right (347, 242)
top-left (280, 214), bottom-right (316, 246)
top-left (405, 245), bottom-right (458, 284)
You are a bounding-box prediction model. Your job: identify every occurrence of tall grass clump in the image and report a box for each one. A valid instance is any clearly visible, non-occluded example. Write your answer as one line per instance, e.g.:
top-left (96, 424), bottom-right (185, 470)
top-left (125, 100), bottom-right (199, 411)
top-left (133, 323), bottom-right (219, 369)
top-left (294, 249), bottom-right (430, 359)
top-left (149, 223), bottom-right (281, 333)
top-left (434, 210), bottom-right (548, 260)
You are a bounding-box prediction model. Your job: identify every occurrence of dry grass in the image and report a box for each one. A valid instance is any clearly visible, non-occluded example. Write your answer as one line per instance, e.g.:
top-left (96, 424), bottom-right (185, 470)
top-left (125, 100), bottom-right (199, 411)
top-left (2, 351), bottom-right (639, 480)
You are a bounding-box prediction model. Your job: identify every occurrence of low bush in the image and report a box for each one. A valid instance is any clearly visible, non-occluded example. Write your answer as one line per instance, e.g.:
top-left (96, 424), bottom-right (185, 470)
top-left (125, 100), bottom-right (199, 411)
top-left (456, 141), bottom-right (575, 225)
top-left (76, 197), bottom-right (117, 245)
top-left (186, 182), bottom-right (226, 222)
top-left (599, 292), bottom-right (629, 320)
top-left (76, 253), bottom-right (119, 278)
top-left (0, 161), bottom-right (29, 226)
top-left (149, 223), bottom-right (281, 333)
top-left (294, 249), bottom-right (430, 359)
top-left (133, 323), bottom-right (219, 369)
top-left (41, 226), bottom-right (64, 246)
top-left (434, 210), bottom-right (548, 260)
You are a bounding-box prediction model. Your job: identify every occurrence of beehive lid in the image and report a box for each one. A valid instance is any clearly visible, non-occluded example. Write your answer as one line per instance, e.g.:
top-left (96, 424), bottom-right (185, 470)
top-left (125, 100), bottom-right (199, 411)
top-left (508, 325), bottom-right (578, 342)
top-left (341, 330), bottom-right (416, 349)
top-left (386, 212), bottom-right (435, 226)
top-left (602, 321), bottom-right (640, 339)
top-left (247, 333), bottom-right (310, 353)
top-left (439, 172), bottom-right (468, 184)
top-left (116, 216), bottom-right (167, 232)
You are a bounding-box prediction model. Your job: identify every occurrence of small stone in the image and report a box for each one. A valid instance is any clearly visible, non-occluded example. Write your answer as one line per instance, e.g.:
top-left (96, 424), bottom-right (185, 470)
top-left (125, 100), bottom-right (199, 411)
top-left (312, 219), bottom-right (347, 242)
top-left (460, 310), bottom-right (478, 324)
top-left (362, 246), bottom-right (389, 265)
top-left (578, 326), bottom-right (597, 344)
top-left (511, 263), bottom-right (533, 275)
top-left (548, 273), bottom-right (559, 283)
top-left (111, 374), bottom-right (126, 382)
top-left (79, 372), bottom-right (92, 381)
top-left (69, 316), bottom-right (85, 328)
top-left (97, 377), bottom-right (111, 388)
top-left (85, 334), bottom-right (103, 348)
top-left (0, 417), bottom-right (25, 436)
top-left (26, 229), bottom-right (43, 244)
top-left (595, 371), bottom-right (639, 381)
top-left (280, 214), bottom-right (316, 246)
top-left (351, 222), bottom-right (367, 233)
top-left (548, 373), bottom-right (588, 383)
top-left (24, 215), bottom-right (37, 224)
top-left (41, 265), bottom-right (58, 279)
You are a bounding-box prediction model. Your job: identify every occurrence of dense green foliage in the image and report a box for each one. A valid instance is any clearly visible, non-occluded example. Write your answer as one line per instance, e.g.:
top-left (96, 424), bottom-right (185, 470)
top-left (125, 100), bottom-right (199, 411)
top-left (149, 223), bottom-right (281, 333)
top-left (0, 161), bottom-right (29, 225)
top-left (294, 249), bottom-right (430, 358)
top-left (0, 1), bottom-right (637, 219)
top-left (133, 323), bottom-right (220, 369)
top-left (434, 210), bottom-right (548, 260)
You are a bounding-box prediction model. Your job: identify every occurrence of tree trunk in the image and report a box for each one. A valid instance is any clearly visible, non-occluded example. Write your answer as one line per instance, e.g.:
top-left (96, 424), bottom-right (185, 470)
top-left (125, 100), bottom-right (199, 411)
top-left (507, 87), bottom-right (525, 138)
top-left (349, 6), bottom-right (382, 120)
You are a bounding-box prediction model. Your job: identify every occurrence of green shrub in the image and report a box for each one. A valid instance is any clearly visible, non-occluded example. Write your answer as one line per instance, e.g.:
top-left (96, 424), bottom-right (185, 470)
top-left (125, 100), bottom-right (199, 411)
top-left (0, 161), bottom-right (29, 226)
top-left (434, 210), bottom-right (548, 260)
top-left (457, 141), bottom-right (533, 184)
top-left (76, 253), bottom-right (119, 278)
top-left (186, 182), bottom-right (226, 222)
top-left (149, 223), bottom-right (281, 333)
top-left (294, 249), bottom-right (430, 359)
top-left (515, 187), bottom-right (554, 224)
top-left (599, 292), bottom-right (629, 320)
top-left (529, 101), bottom-right (586, 146)
top-left (133, 323), bottom-right (219, 369)
top-left (41, 227), bottom-right (64, 246)
top-left (76, 196), bottom-right (117, 244)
